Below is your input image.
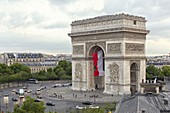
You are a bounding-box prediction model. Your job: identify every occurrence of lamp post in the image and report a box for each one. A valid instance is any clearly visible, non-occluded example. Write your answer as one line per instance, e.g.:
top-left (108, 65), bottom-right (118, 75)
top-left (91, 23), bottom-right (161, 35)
top-left (4, 94), bottom-right (9, 112)
top-left (0, 94), bottom-right (1, 112)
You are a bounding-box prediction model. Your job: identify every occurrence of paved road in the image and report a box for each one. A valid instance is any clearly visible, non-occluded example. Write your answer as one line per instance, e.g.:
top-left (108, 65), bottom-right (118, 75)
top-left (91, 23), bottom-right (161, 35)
top-left (0, 82), bottom-right (122, 113)
top-left (0, 82), bottom-right (79, 113)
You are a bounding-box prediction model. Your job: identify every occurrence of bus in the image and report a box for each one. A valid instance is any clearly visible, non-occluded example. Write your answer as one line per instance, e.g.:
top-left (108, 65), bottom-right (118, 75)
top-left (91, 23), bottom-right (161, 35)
top-left (28, 79), bottom-right (38, 84)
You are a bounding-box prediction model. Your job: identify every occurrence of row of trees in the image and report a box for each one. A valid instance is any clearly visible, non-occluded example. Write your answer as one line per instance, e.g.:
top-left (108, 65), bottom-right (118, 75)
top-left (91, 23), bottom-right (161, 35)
top-left (0, 60), bottom-right (72, 83)
top-left (146, 65), bottom-right (170, 79)
top-left (32, 60), bottom-right (72, 80)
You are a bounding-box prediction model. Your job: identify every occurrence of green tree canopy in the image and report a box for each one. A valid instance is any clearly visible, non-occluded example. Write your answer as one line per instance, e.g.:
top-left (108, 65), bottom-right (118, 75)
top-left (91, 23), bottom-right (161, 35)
top-left (53, 60), bottom-right (72, 79)
top-left (13, 96), bottom-right (46, 113)
top-left (9, 63), bottom-right (31, 74)
top-left (162, 65), bottom-right (170, 77)
top-left (146, 65), bottom-right (160, 79)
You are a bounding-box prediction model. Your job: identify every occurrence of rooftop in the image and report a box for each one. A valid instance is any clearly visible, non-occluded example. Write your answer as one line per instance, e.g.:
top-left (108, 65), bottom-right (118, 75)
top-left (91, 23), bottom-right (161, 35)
top-left (71, 13), bottom-right (146, 26)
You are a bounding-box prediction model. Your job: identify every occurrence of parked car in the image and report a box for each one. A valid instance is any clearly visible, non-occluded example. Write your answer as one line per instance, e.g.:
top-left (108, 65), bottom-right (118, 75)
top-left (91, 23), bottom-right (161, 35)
top-left (46, 101), bottom-right (55, 106)
top-left (76, 105), bottom-right (86, 109)
top-left (89, 105), bottom-right (100, 109)
top-left (12, 97), bottom-right (18, 101)
top-left (82, 101), bottom-right (92, 105)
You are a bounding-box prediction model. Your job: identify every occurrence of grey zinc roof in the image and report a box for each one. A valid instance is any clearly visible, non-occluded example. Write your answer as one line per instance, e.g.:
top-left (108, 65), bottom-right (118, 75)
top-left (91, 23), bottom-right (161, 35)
top-left (117, 95), bottom-right (160, 113)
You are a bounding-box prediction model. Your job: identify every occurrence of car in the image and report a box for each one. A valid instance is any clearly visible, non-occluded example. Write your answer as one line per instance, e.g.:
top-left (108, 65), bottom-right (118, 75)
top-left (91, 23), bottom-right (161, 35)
top-left (82, 101), bottom-right (92, 105)
top-left (89, 105), bottom-right (100, 109)
top-left (12, 97), bottom-right (18, 101)
top-left (37, 95), bottom-right (42, 99)
top-left (34, 99), bottom-right (43, 102)
top-left (76, 105), bottom-right (86, 109)
top-left (52, 84), bottom-right (62, 88)
top-left (46, 101), bottom-right (55, 106)
top-left (40, 86), bottom-right (46, 90)
top-left (23, 86), bottom-right (28, 89)
top-left (27, 89), bottom-right (32, 93)
top-left (12, 89), bottom-right (17, 92)
top-left (37, 88), bottom-right (41, 91)
top-left (15, 91), bottom-right (19, 94)
top-left (62, 83), bottom-right (72, 87)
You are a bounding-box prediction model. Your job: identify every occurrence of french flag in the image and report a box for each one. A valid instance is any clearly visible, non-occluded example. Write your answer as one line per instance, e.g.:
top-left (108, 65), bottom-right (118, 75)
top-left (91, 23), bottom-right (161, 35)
top-left (92, 50), bottom-right (104, 76)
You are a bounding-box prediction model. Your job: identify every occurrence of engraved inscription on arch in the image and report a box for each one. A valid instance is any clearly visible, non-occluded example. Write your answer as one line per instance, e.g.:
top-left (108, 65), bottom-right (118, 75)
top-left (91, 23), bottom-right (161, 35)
top-left (126, 43), bottom-right (144, 54)
top-left (107, 43), bottom-right (121, 54)
top-left (108, 63), bottom-right (119, 83)
top-left (73, 45), bottom-right (84, 55)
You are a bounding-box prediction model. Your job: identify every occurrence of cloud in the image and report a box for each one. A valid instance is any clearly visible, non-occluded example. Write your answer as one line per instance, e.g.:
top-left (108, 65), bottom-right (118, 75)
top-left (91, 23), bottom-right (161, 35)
top-left (146, 38), bottom-right (170, 56)
top-left (0, 32), bottom-right (71, 54)
top-left (0, 0), bottom-right (170, 55)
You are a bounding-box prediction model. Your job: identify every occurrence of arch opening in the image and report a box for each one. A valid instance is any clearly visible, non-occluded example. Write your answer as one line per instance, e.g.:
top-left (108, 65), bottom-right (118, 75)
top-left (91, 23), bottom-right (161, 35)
top-left (89, 46), bottom-right (105, 91)
top-left (130, 63), bottom-right (138, 96)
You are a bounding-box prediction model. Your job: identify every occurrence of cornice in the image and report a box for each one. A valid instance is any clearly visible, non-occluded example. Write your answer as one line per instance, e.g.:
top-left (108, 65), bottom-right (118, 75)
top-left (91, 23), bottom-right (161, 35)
top-left (68, 27), bottom-right (149, 37)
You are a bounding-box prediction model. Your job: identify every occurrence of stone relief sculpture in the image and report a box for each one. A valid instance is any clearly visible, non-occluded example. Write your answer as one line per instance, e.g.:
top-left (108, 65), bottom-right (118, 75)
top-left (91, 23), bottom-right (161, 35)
top-left (108, 63), bottom-right (119, 83)
top-left (126, 43), bottom-right (144, 54)
top-left (73, 45), bottom-right (84, 55)
top-left (107, 43), bottom-right (121, 54)
top-left (75, 63), bottom-right (82, 79)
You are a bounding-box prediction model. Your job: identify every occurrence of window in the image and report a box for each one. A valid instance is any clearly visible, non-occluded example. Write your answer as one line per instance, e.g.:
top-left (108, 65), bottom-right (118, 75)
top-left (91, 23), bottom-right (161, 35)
top-left (133, 20), bottom-right (136, 25)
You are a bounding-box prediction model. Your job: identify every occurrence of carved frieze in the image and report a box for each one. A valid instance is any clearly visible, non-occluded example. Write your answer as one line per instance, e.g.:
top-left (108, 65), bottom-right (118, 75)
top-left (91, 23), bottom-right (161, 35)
top-left (107, 43), bottom-right (121, 54)
top-left (126, 43), bottom-right (144, 54)
top-left (72, 32), bottom-right (123, 42)
top-left (73, 45), bottom-right (84, 55)
top-left (75, 63), bottom-right (83, 79)
top-left (124, 33), bottom-right (146, 39)
top-left (108, 63), bottom-right (119, 83)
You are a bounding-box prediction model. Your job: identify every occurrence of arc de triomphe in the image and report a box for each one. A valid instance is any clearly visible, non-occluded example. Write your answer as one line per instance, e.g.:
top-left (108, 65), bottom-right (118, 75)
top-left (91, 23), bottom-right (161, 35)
top-left (68, 13), bottom-right (149, 95)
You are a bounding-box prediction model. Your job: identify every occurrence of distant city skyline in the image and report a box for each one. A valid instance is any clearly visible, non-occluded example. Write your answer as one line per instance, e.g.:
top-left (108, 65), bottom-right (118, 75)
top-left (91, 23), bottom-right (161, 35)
top-left (0, 0), bottom-right (170, 56)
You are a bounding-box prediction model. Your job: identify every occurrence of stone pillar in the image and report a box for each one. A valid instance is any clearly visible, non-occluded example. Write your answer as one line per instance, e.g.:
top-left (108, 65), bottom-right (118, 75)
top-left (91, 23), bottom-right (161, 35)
top-left (156, 86), bottom-right (159, 94)
top-left (141, 87), bottom-right (144, 94)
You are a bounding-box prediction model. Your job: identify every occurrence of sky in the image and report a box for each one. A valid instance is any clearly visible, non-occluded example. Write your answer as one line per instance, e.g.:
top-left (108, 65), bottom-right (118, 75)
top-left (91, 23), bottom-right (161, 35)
top-left (0, 0), bottom-right (170, 56)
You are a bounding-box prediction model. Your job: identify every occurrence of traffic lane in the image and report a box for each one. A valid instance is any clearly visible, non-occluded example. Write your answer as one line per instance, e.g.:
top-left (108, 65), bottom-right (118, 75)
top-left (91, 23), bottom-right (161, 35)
top-left (43, 95), bottom-right (80, 113)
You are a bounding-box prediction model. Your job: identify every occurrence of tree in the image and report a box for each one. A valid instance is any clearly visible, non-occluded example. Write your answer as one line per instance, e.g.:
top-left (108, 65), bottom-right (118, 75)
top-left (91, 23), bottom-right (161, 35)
top-left (13, 96), bottom-right (46, 113)
top-left (9, 63), bottom-right (31, 74)
top-left (146, 65), bottom-right (160, 79)
top-left (162, 66), bottom-right (170, 77)
top-left (53, 60), bottom-right (72, 79)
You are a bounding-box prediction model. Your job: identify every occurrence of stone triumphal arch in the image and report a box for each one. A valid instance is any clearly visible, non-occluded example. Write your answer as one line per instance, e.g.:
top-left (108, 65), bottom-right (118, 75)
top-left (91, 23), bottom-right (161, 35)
top-left (68, 13), bottom-right (149, 94)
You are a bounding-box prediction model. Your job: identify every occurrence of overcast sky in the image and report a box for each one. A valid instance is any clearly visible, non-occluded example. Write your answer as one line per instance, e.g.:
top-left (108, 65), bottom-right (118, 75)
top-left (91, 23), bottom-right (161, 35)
top-left (0, 0), bottom-right (170, 56)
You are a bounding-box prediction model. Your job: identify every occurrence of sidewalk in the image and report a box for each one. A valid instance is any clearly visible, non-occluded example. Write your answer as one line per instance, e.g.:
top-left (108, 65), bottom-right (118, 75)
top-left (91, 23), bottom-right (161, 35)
top-left (44, 87), bottom-right (122, 103)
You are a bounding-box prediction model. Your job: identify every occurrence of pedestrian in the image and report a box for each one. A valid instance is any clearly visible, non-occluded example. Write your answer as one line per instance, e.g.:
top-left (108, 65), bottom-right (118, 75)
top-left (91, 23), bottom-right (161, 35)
top-left (85, 94), bottom-right (86, 98)
top-left (73, 93), bottom-right (74, 98)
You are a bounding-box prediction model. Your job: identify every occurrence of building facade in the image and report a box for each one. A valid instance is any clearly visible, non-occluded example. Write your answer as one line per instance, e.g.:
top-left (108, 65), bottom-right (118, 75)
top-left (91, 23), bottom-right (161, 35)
top-left (69, 13), bottom-right (149, 95)
top-left (0, 53), bottom-right (57, 73)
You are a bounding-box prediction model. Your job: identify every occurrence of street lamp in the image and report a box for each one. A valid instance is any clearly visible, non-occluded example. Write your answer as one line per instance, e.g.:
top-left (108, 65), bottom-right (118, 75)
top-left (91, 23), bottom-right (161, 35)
top-left (0, 94), bottom-right (1, 112)
top-left (4, 94), bottom-right (9, 112)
